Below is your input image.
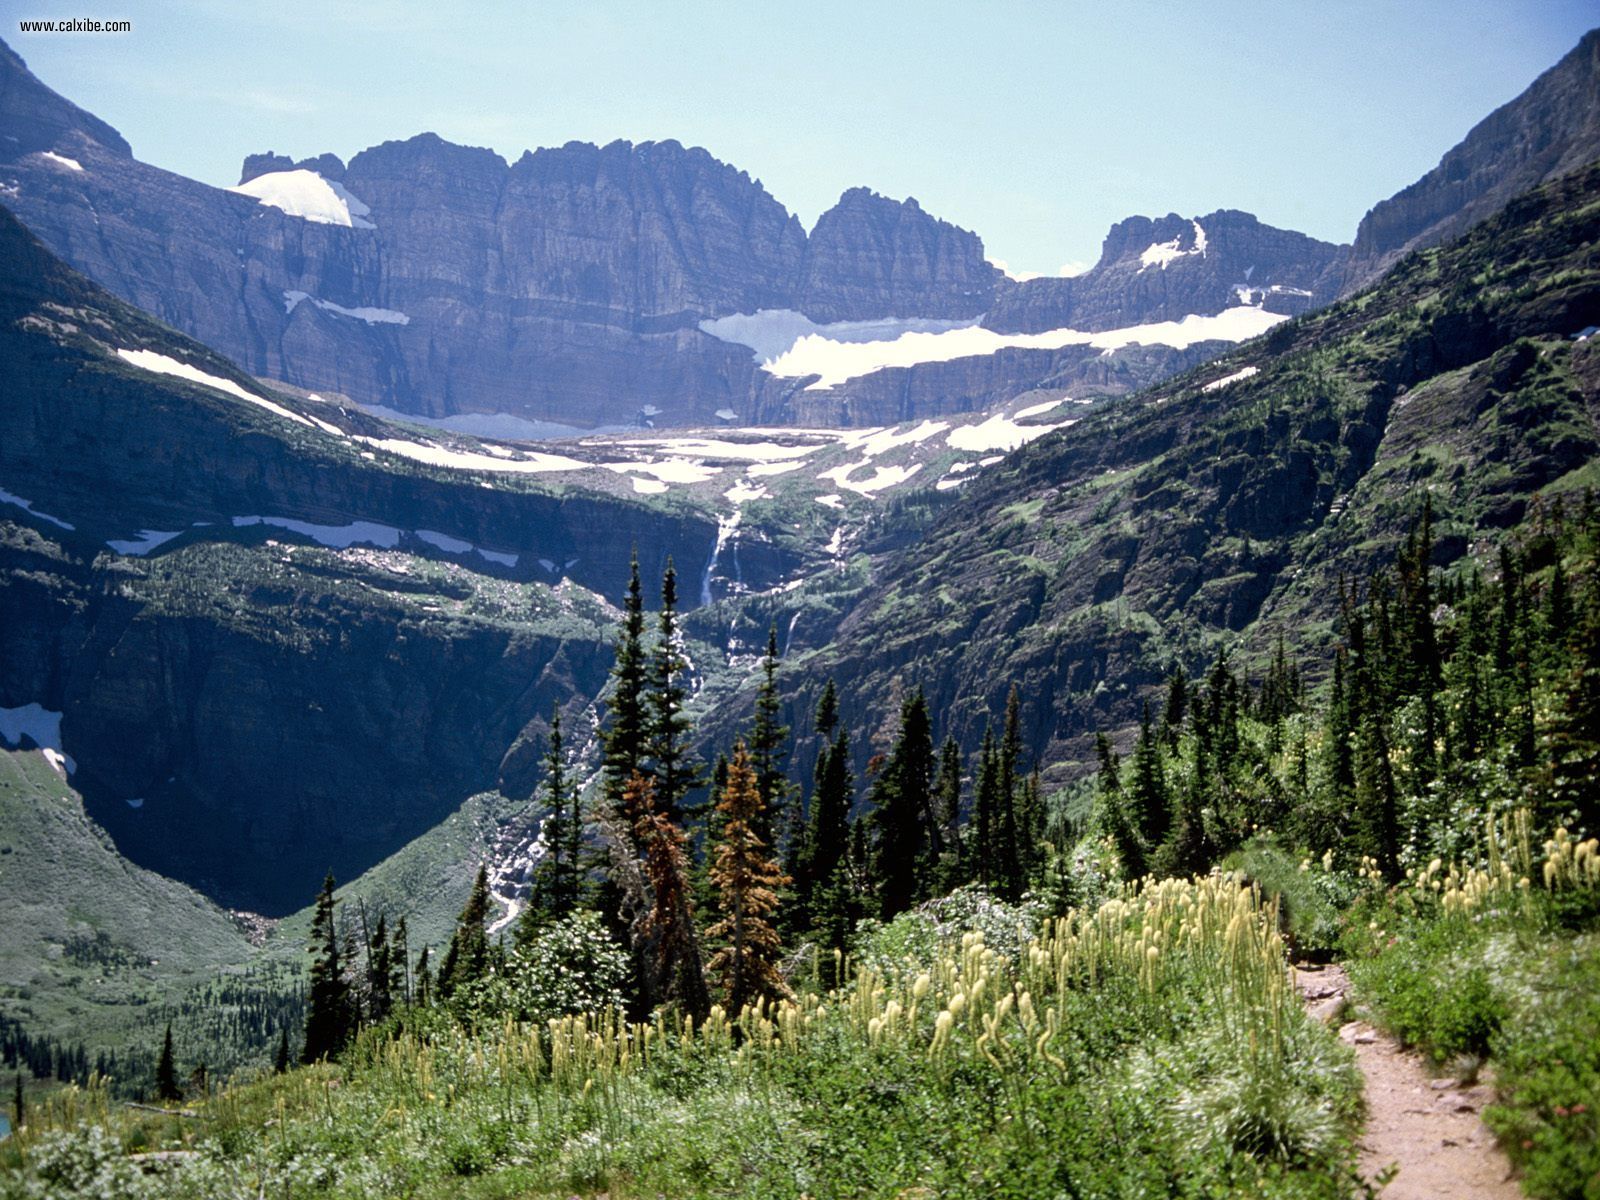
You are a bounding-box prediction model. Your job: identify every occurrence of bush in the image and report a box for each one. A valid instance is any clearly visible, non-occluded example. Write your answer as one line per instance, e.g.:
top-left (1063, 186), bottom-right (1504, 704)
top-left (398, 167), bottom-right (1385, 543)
top-left (450, 909), bottom-right (629, 1024)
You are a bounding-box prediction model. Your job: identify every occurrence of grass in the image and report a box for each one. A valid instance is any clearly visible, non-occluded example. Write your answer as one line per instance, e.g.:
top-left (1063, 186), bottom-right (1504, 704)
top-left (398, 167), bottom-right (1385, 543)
top-left (0, 873), bottom-right (1364, 1198)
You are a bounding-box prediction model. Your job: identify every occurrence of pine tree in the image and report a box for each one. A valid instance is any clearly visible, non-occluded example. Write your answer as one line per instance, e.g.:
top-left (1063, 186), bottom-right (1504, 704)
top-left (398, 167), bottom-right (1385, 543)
top-left (647, 561), bottom-right (698, 822)
top-left (520, 706), bottom-right (581, 943)
top-left (603, 553), bottom-right (649, 814)
top-left (629, 772), bottom-right (710, 1019)
top-left (871, 690), bottom-right (933, 917)
top-left (1129, 702), bottom-right (1170, 851)
top-left (934, 736), bottom-right (964, 885)
top-left (1096, 731), bottom-right (1145, 878)
top-left (391, 917), bottom-right (409, 1007)
top-left (974, 724), bottom-right (1000, 888)
top-left (1160, 665), bottom-right (1189, 749)
top-left (413, 946), bottom-right (432, 1008)
top-left (707, 741), bottom-right (791, 1014)
top-left (749, 625), bottom-right (793, 850)
top-left (997, 684), bottom-right (1024, 899)
top-left (10, 1073), bottom-right (21, 1130)
top-left (804, 725), bottom-right (854, 933)
top-left (438, 865), bottom-right (493, 999)
top-left (156, 1023), bottom-right (180, 1101)
top-left (366, 912), bottom-right (393, 1024)
top-left (273, 1029), bottom-right (290, 1075)
top-left (302, 872), bottom-right (352, 1063)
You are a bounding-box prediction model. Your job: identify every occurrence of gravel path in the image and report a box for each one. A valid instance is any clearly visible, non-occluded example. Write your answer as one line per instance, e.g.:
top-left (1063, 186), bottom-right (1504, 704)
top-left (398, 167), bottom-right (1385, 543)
top-left (1295, 963), bottom-right (1522, 1198)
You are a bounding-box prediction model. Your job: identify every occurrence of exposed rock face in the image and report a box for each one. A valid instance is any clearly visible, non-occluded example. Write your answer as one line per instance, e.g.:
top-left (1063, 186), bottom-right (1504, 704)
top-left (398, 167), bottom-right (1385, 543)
top-left (240, 151), bottom-right (346, 184)
top-left (797, 187), bottom-right (1001, 322)
top-left (1344, 28), bottom-right (1600, 294)
top-left (985, 210), bottom-right (1345, 334)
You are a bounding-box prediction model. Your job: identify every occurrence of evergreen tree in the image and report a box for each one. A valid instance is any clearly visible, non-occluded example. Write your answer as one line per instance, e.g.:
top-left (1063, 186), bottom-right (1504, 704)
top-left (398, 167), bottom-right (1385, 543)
top-left (301, 872), bottom-right (352, 1063)
top-left (1160, 665), bottom-right (1189, 749)
top-left (11, 1073), bottom-right (21, 1130)
top-left (520, 706), bottom-right (581, 943)
top-left (997, 684), bottom-right (1024, 898)
top-left (366, 912), bottom-right (393, 1024)
top-left (870, 689), bottom-right (933, 917)
top-left (707, 741), bottom-right (791, 1014)
top-left (805, 725), bottom-right (854, 936)
top-left (155, 1023), bottom-right (180, 1101)
top-left (934, 736), bottom-right (964, 885)
top-left (438, 865), bottom-right (493, 999)
top-left (974, 724), bottom-right (1000, 888)
top-left (413, 946), bottom-right (432, 1008)
top-left (602, 553), bottom-right (649, 813)
top-left (647, 561), bottom-right (697, 822)
top-left (629, 772), bottom-right (710, 1019)
top-left (391, 917), bottom-right (410, 1008)
top-left (273, 1029), bottom-right (290, 1075)
top-left (749, 625), bottom-right (794, 849)
top-left (1129, 702), bottom-right (1170, 851)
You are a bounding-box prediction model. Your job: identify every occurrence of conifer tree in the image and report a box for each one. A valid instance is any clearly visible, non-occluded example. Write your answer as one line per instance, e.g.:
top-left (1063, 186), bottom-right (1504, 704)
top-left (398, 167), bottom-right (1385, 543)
top-left (647, 561), bottom-right (697, 822)
top-left (1096, 731), bottom-right (1146, 878)
top-left (520, 706), bottom-right (581, 943)
top-left (603, 553), bottom-right (649, 813)
top-left (366, 912), bottom-right (393, 1024)
top-left (628, 772), bottom-right (709, 1019)
top-left (1129, 702), bottom-right (1170, 852)
top-left (11, 1073), bottom-right (21, 1130)
top-left (413, 947), bottom-right (431, 1008)
top-left (749, 625), bottom-right (793, 849)
top-left (707, 741), bottom-right (791, 1014)
top-left (1160, 665), bottom-right (1189, 749)
top-left (155, 1023), bottom-right (180, 1101)
top-left (934, 736), bottom-right (964, 885)
top-left (391, 917), bottom-right (409, 1007)
top-left (974, 724), bottom-right (1000, 888)
top-left (870, 689), bottom-right (933, 917)
top-left (273, 1029), bottom-right (290, 1075)
top-left (997, 684), bottom-right (1024, 899)
top-left (438, 865), bottom-right (493, 999)
top-left (302, 872), bottom-right (352, 1063)
top-left (804, 725), bottom-right (854, 934)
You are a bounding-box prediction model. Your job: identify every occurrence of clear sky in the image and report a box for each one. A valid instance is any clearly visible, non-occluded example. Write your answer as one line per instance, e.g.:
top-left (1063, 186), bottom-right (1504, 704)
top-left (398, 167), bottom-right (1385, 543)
top-left (10, 1), bottom-right (1596, 276)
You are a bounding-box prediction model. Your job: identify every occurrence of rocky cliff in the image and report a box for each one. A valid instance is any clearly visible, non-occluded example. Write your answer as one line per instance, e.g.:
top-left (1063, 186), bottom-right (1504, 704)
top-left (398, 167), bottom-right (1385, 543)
top-left (985, 210), bottom-right (1345, 334)
top-left (0, 206), bottom-right (788, 912)
top-left (1343, 27), bottom-right (1600, 294)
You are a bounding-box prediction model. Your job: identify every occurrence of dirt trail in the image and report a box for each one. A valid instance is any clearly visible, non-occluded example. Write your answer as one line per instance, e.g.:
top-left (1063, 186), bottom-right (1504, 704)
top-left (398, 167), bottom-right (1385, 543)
top-left (1295, 963), bottom-right (1521, 1198)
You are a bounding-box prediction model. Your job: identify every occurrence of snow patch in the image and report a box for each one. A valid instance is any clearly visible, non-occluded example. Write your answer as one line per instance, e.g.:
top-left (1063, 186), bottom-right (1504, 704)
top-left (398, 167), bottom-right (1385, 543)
top-left (414, 529), bottom-right (473, 554)
top-left (38, 151), bottom-right (83, 172)
top-left (230, 169), bottom-right (375, 228)
top-left (125, 797), bottom-right (145, 809)
top-left (1014, 397), bottom-right (1068, 420)
top-left (604, 459), bottom-right (720, 484)
top-left (947, 413), bottom-right (1064, 453)
top-left (606, 436), bottom-right (814, 462)
top-left (356, 436), bottom-right (589, 474)
top-left (1202, 365), bottom-right (1261, 393)
top-left (818, 461), bottom-right (922, 496)
top-left (106, 529), bottom-right (182, 556)
top-left (232, 515), bottom-right (401, 549)
top-left (815, 494), bottom-right (844, 509)
top-left (116, 348), bottom-right (315, 428)
top-left (0, 704), bottom-right (74, 774)
top-left (747, 460), bottom-right (809, 478)
top-left (1138, 220), bottom-right (1208, 272)
top-left (478, 548), bottom-right (518, 567)
top-left (699, 308), bottom-right (978, 364)
top-left (837, 420), bottom-right (949, 458)
top-left (284, 291), bottom-right (409, 325)
top-left (630, 477), bottom-right (669, 494)
top-left (0, 487), bottom-right (74, 531)
top-left (724, 480), bottom-right (769, 505)
top-left (764, 305), bottom-right (1286, 390)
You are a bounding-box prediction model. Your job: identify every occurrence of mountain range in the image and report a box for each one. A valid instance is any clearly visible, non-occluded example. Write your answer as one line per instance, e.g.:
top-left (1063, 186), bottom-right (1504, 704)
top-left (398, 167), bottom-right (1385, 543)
top-left (0, 25), bottom-right (1597, 1083)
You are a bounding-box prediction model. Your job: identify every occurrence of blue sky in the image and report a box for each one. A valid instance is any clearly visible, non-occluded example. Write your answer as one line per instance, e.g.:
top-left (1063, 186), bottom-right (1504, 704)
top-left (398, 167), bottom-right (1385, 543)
top-left (12, 1), bottom-right (1596, 275)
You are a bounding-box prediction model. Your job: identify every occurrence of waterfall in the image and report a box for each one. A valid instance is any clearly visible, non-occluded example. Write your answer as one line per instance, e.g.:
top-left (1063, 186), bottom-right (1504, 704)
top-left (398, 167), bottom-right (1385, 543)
top-left (699, 510), bottom-right (741, 607)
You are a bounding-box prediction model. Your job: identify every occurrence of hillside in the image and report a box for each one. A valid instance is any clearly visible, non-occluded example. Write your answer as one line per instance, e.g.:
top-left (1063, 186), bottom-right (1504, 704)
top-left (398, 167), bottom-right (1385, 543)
top-left (782, 162), bottom-right (1600, 778)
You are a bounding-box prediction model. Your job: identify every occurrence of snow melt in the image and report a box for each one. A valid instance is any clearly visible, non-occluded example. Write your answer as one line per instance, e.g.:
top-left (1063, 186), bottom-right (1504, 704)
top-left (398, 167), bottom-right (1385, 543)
top-left (38, 151), bottom-right (83, 172)
top-left (817, 461), bottom-right (923, 496)
top-left (0, 487), bottom-right (74, 531)
top-left (724, 480), bottom-right (769, 505)
top-left (606, 436), bottom-right (814, 462)
top-left (603, 460), bottom-right (720, 485)
top-left (230, 169), bottom-right (376, 228)
top-left (355, 436), bottom-right (588, 474)
top-left (116, 348), bottom-right (315, 428)
top-left (1202, 365), bottom-right (1260, 393)
top-left (763, 305), bottom-right (1286, 390)
top-left (284, 291), bottom-right (409, 325)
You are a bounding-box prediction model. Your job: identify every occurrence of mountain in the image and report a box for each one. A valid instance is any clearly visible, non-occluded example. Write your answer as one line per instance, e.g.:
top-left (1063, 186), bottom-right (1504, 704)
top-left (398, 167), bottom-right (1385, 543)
top-left (772, 160), bottom-right (1600, 781)
top-left (0, 203), bottom-right (777, 913)
top-left (1343, 27), bottom-right (1600, 293)
top-left (0, 38), bottom-right (1327, 430)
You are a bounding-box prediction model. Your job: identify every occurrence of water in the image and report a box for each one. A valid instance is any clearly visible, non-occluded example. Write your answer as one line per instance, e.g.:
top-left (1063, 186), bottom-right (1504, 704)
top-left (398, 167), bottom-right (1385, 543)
top-left (0, 1113), bottom-right (11, 1140)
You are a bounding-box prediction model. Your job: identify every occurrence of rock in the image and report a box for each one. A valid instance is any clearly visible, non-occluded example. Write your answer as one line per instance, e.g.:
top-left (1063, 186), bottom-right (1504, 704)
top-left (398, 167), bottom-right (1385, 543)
top-left (1308, 995), bottom-right (1349, 1025)
top-left (1343, 29), bottom-right (1600, 293)
top-left (984, 209), bottom-right (1345, 335)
